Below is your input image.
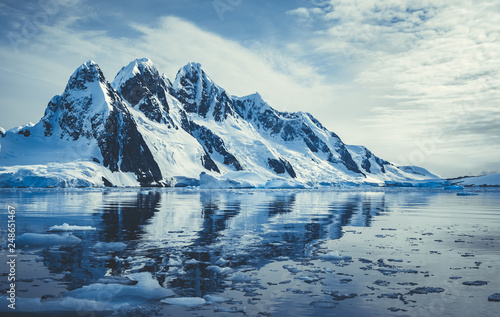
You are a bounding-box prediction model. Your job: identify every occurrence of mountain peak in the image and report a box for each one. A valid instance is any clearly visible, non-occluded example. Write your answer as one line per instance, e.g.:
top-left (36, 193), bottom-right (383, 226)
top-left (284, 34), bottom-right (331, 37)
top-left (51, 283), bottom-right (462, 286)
top-left (66, 60), bottom-right (106, 92)
top-left (181, 62), bottom-right (202, 72)
top-left (112, 57), bottom-right (160, 90)
top-left (173, 62), bottom-right (210, 87)
top-left (173, 62), bottom-right (233, 119)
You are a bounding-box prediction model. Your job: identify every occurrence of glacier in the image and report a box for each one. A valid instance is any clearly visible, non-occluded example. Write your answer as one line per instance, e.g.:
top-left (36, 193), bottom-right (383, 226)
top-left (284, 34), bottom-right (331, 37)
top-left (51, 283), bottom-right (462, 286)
top-left (0, 58), bottom-right (442, 188)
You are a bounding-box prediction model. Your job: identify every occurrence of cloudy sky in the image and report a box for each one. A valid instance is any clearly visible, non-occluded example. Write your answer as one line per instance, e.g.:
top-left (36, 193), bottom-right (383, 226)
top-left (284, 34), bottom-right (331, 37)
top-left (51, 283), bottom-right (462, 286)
top-left (0, 0), bottom-right (499, 177)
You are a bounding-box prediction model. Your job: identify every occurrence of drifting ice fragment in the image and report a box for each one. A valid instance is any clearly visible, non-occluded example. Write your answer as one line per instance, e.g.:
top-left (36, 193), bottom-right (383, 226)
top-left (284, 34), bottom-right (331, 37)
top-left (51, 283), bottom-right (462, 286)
top-left (17, 233), bottom-right (81, 246)
top-left (319, 251), bottom-right (352, 261)
top-left (161, 297), bottom-right (206, 306)
top-left (49, 223), bottom-right (96, 231)
top-left (488, 293), bottom-right (500, 302)
top-left (203, 295), bottom-right (233, 303)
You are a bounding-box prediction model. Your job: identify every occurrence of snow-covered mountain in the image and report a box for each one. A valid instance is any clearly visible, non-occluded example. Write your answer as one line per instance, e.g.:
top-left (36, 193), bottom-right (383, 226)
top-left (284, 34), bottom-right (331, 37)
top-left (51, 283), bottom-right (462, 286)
top-left (0, 58), bottom-right (441, 188)
top-left (450, 173), bottom-right (500, 187)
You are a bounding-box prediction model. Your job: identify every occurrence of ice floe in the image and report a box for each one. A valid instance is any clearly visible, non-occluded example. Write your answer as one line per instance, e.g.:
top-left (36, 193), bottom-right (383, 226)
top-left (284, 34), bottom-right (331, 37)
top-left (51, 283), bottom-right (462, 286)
top-left (17, 233), bottom-right (81, 246)
top-left (49, 223), bottom-right (96, 231)
top-left (161, 297), bottom-right (206, 306)
top-left (68, 272), bottom-right (174, 308)
top-left (319, 251), bottom-right (352, 261)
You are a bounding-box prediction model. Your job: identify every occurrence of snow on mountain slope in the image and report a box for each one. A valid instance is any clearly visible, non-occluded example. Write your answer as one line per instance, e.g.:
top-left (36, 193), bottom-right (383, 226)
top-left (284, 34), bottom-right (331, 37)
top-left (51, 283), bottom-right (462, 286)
top-left (0, 58), bottom-right (441, 188)
top-left (112, 59), bottom-right (216, 182)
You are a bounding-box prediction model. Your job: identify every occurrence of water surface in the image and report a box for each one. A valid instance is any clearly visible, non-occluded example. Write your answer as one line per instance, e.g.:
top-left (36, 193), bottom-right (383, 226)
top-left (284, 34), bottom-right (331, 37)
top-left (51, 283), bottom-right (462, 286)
top-left (0, 188), bottom-right (499, 316)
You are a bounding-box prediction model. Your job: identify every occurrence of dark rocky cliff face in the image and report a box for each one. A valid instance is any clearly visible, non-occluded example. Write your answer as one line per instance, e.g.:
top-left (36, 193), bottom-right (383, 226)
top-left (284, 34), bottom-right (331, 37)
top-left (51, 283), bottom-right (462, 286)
top-left (39, 61), bottom-right (163, 186)
top-left (173, 62), bottom-right (236, 121)
top-left (114, 58), bottom-right (176, 128)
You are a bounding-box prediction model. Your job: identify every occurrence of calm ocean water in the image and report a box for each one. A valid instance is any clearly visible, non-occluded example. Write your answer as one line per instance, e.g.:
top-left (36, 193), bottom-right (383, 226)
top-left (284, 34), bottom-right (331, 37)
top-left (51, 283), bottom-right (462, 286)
top-left (1, 188), bottom-right (499, 316)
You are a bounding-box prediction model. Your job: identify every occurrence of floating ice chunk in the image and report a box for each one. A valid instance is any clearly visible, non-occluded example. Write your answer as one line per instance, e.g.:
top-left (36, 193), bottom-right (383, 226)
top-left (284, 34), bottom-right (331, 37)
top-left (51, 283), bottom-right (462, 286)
top-left (215, 257), bottom-right (229, 266)
top-left (319, 251), bottom-right (352, 262)
top-left (0, 296), bottom-right (111, 312)
top-left (96, 276), bottom-right (137, 285)
top-left (457, 192), bottom-right (479, 196)
top-left (463, 280), bottom-right (488, 286)
top-left (17, 233), bottom-right (81, 246)
top-left (488, 293), bottom-right (500, 302)
top-left (373, 280), bottom-right (390, 286)
top-left (49, 223), bottom-right (96, 231)
top-left (185, 258), bottom-right (200, 264)
top-left (161, 297), bottom-right (206, 306)
top-left (203, 294), bottom-right (232, 303)
top-left (388, 307), bottom-right (407, 312)
top-left (377, 268), bottom-right (399, 275)
top-left (206, 265), bottom-right (233, 275)
top-left (296, 275), bottom-right (320, 283)
top-left (166, 257), bottom-right (182, 266)
top-left (325, 291), bottom-right (358, 300)
top-left (409, 287), bottom-right (445, 294)
top-left (378, 293), bottom-right (400, 299)
top-left (230, 272), bottom-right (253, 283)
top-left (68, 272), bottom-right (174, 308)
top-left (283, 264), bottom-right (302, 274)
top-left (287, 288), bottom-right (312, 294)
top-left (93, 242), bottom-right (127, 252)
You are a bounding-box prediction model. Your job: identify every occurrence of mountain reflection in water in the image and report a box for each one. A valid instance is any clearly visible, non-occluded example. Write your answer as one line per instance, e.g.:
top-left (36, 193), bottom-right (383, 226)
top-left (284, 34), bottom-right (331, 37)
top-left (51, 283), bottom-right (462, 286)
top-left (36, 190), bottom-right (393, 295)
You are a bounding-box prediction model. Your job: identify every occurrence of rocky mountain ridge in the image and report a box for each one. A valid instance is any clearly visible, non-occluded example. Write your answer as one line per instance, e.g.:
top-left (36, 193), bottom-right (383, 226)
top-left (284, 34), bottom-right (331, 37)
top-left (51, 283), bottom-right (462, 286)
top-left (0, 58), bottom-right (440, 188)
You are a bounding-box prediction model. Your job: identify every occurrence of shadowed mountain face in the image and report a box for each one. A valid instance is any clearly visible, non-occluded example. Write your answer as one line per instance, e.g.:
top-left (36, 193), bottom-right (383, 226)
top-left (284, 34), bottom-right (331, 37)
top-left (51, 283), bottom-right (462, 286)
top-left (0, 58), bottom-right (440, 187)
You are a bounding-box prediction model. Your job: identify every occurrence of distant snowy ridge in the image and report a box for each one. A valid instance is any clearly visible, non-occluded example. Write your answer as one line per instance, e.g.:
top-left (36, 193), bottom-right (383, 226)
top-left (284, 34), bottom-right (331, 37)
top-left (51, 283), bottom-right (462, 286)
top-left (0, 58), bottom-right (441, 188)
top-left (450, 173), bottom-right (500, 187)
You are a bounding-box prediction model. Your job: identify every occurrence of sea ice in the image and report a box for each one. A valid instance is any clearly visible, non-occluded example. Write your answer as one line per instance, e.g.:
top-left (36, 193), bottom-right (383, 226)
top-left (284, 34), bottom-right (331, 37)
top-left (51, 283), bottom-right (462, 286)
top-left (319, 251), bottom-right (352, 261)
top-left (161, 297), bottom-right (206, 306)
top-left (230, 272), bottom-right (253, 283)
top-left (215, 257), bottom-right (229, 266)
top-left (49, 223), bottom-right (96, 231)
top-left (409, 287), bottom-right (445, 294)
top-left (283, 264), bottom-right (302, 273)
top-left (203, 294), bottom-right (233, 303)
top-left (457, 192), bottom-right (479, 196)
top-left (206, 265), bottom-right (233, 275)
top-left (68, 272), bottom-right (174, 308)
top-left (0, 296), bottom-right (111, 312)
top-left (17, 233), bottom-right (81, 246)
top-left (462, 280), bottom-right (488, 286)
top-left (488, 293), bottom-right (500, 302)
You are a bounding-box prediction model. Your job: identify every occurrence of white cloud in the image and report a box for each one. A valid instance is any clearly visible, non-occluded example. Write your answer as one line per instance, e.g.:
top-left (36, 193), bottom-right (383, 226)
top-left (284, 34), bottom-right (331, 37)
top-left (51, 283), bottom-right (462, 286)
top-left (286, 0), bottom-right (500, 176)
top-left (285, 7), bottom-right (310, 19)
